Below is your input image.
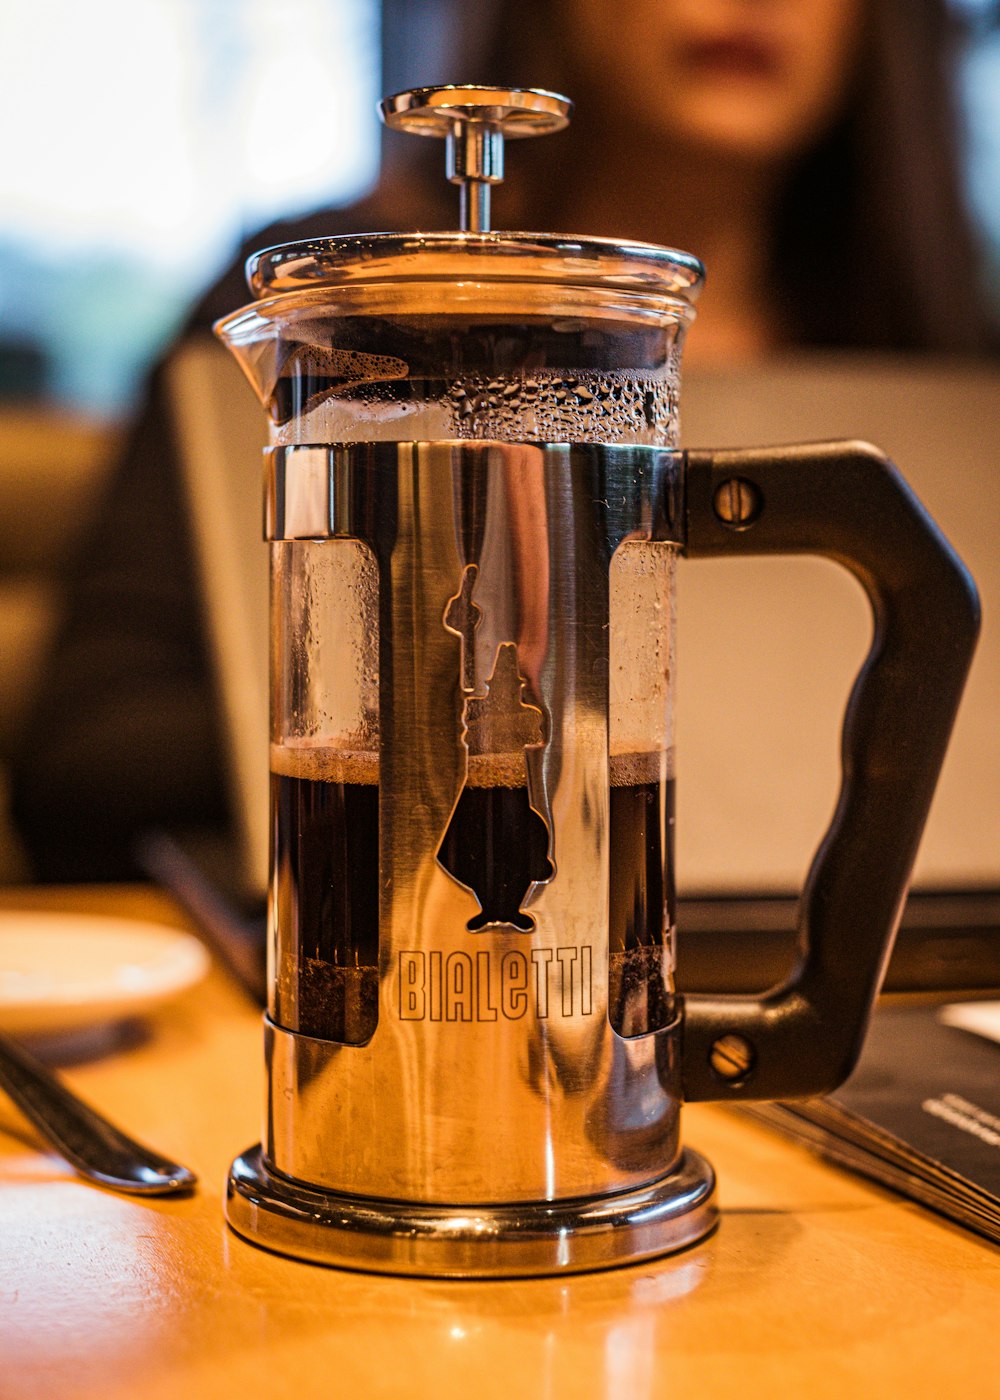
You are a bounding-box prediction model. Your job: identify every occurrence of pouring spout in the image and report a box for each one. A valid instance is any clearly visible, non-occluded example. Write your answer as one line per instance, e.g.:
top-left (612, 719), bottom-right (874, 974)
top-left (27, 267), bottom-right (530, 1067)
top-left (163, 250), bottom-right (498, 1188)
top-left (213, 304), bottom-right (284, 417)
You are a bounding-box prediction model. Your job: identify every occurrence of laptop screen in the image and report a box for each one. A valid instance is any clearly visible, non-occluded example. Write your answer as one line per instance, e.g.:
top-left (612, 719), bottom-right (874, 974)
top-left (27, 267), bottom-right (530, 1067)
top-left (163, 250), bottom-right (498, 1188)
top-left (677, 356), bottom-right (999, 895)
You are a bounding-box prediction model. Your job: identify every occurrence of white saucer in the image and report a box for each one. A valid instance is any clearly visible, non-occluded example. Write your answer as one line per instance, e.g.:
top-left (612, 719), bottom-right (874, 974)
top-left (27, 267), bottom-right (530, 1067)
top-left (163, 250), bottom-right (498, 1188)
top-left (939, 1000), bottom-right (1000, 1047)
top-left (0, 911), bottom-right (211, 1036)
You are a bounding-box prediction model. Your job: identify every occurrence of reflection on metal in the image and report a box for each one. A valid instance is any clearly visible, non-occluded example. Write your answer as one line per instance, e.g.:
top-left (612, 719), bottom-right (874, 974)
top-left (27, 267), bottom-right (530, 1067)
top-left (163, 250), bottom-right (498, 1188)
top-left (235, 439), bottom-right (706, 1273)
top-left (227, 1141), bottom-right (716, 1277)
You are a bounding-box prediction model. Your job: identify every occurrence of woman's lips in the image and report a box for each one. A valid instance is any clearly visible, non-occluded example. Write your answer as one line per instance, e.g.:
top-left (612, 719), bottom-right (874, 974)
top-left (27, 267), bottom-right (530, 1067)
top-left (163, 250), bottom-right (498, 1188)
top-left (683, 34), bottom-right (785, 79)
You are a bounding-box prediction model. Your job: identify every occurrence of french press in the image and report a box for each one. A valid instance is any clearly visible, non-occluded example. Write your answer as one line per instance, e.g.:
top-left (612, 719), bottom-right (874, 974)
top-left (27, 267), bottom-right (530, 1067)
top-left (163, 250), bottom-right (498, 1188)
top-left (218, 87), bottom-right (979, 1276)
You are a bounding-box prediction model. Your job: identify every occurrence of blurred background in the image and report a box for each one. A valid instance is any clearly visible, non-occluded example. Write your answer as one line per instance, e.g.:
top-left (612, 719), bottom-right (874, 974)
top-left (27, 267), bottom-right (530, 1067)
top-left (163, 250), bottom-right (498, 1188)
top-left (1, 0), bottom-right (999, 419)
top-left (0, 0), bottom-right (998, 889)
top-left (1, 0), bottom-right (380, 415)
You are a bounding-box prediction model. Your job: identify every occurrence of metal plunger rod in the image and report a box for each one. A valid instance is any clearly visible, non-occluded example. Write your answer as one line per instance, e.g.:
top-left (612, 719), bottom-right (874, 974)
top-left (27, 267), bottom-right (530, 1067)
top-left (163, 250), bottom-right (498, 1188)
top-left (446, 120), bottom-right (503, 232)
top-left (459, 184), bottom-right (490, 233)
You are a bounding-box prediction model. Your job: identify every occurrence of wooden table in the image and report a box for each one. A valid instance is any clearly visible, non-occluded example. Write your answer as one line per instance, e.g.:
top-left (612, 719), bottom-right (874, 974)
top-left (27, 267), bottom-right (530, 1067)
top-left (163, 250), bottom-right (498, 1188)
top-left (1, 887), bottom-right (998, 1399)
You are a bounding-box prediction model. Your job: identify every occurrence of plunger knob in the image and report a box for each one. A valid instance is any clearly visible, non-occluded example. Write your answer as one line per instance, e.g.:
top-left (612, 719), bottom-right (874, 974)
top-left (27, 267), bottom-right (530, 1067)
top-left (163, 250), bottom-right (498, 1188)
top-left (378, 85), bottom-right (573, 233)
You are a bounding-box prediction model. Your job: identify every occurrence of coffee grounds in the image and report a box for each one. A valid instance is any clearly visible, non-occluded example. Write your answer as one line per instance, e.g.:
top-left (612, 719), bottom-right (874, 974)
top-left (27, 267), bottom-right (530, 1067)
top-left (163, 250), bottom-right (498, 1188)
top-left (609, 945), bottom-right (677, 1040)
top-left (296, 960), bottom-right (380, 1045)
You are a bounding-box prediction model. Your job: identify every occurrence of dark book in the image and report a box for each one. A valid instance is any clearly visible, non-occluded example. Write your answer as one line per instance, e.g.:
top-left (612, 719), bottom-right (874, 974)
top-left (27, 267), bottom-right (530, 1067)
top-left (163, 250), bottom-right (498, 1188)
top-left (746, 1001), bottom-right (1000, 1244)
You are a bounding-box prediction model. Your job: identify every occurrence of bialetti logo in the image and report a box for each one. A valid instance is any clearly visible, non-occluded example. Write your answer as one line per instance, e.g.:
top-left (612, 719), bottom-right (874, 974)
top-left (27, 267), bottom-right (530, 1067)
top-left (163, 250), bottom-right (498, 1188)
top-left (398, 948), bottom-right (594, 1021)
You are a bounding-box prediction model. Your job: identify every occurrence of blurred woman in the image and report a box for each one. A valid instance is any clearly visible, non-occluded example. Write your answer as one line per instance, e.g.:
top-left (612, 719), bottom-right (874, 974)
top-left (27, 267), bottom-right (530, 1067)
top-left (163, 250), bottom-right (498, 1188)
top-left (435, 0), bottom-right (994, 355)
top-left (11, 0), bottom-right (995, 880)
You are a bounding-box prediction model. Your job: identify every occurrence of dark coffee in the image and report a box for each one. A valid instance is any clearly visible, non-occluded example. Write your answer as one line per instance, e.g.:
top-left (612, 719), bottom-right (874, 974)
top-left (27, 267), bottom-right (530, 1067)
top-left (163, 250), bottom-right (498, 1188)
top-left (271, 743), bottom-right (675, 1043)
top-left (438, 772), bottom-right (553, 932)
top-left (271, 745), bottom-right (379, 1045)
top-left (608, 761), bottom-right (677, 1038)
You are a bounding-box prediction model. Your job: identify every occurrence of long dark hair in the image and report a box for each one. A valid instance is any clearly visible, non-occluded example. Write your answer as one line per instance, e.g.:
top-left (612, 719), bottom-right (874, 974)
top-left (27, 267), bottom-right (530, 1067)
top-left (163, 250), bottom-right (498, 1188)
top-left (775, 0), bottom-right (992, 350)
top-left (380, 0), bottom-right (995, 354)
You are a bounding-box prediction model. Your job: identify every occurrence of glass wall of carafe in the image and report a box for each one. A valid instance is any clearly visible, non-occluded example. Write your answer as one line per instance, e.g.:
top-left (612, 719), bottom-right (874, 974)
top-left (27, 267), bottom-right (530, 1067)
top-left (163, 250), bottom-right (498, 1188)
top-left (222, 260), bottom-right (695, 1049)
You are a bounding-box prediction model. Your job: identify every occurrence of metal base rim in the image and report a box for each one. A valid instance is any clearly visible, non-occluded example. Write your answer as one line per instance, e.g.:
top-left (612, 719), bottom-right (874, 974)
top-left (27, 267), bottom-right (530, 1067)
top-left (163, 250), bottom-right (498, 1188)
top-left (226, 1144), bottom-right (718, 1278)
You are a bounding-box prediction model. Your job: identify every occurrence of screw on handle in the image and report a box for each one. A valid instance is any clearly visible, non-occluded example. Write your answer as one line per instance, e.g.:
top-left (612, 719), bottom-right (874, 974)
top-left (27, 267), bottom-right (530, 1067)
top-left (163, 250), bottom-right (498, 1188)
top-left (378, 85), bottom-right (573, 232)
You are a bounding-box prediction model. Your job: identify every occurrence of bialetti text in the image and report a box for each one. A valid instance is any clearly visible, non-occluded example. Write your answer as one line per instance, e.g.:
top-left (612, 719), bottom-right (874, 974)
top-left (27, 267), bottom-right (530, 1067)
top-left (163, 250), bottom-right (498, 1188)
top-left (398, 948), bottom-right (594, 1021)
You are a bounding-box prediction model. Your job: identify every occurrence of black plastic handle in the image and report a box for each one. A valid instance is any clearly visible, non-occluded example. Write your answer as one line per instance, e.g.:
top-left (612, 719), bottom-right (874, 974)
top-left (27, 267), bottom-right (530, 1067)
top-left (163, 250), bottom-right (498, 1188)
top-left (678, 441), bottom-right (980, 1102)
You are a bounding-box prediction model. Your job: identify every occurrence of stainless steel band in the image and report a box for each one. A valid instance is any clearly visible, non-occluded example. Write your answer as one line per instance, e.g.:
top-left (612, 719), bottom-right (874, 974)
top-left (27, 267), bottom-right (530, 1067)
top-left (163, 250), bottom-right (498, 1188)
top-left (264, 441), bottom-right (685, 545)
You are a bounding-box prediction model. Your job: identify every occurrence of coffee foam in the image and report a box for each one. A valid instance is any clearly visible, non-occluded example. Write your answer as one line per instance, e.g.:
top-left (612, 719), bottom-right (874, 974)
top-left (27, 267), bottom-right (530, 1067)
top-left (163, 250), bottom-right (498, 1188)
top-left (271, 741), bottom-right (670, 788)
top-left (271, 742), bottom-right (378, 785)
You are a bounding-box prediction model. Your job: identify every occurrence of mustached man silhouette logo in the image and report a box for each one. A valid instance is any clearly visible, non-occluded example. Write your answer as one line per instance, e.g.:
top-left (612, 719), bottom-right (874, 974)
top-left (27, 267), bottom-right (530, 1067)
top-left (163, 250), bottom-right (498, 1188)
top-left (437, 565), bottom-right (553, 931)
